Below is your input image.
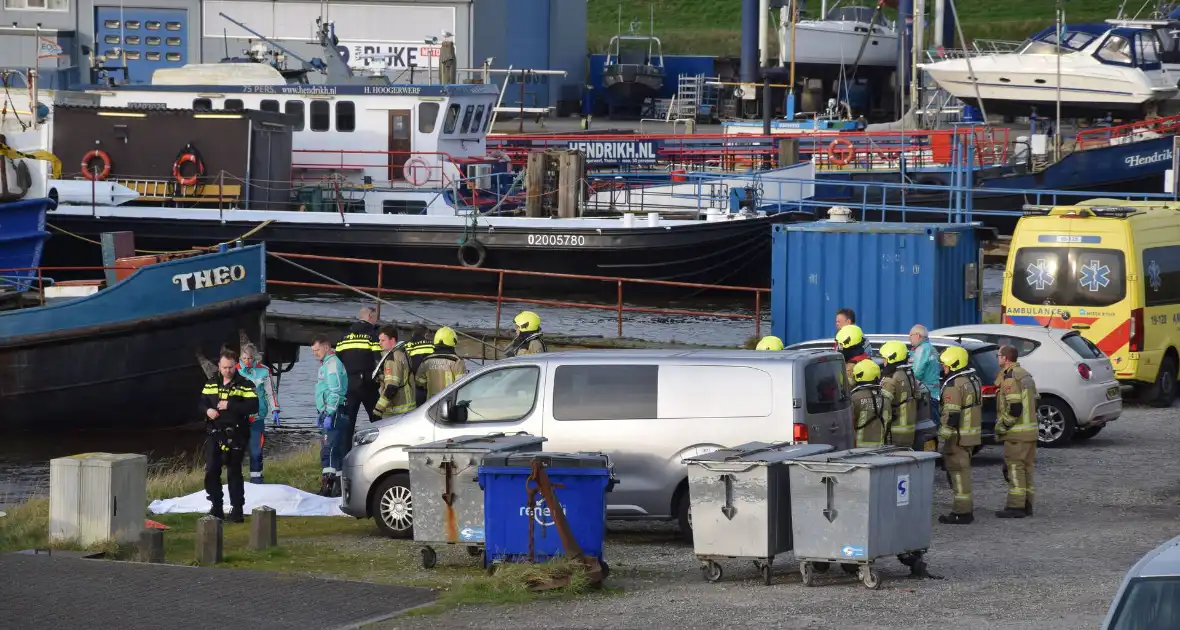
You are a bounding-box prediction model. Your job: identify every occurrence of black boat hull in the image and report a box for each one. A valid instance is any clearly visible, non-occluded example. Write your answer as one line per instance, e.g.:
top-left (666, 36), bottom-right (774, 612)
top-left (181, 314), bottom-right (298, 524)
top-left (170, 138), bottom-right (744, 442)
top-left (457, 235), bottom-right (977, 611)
top-left (0, 295), bottom-right (269, 432)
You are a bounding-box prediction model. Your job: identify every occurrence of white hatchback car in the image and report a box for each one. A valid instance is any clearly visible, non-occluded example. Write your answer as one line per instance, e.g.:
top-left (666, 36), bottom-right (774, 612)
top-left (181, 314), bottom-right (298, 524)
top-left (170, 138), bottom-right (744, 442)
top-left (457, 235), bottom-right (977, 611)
top-left (932, 324), bottom-right (1123, 448)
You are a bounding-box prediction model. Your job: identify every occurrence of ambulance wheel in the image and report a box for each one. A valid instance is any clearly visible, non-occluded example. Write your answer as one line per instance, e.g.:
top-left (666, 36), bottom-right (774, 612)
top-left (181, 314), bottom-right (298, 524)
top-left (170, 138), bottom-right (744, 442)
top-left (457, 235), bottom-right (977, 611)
top-left (421, 546), bottom-right (437, 569)
top-left (1148, 356), bottom-right (1177, 408)
top-left (702, 561), bottom-right (723, 583)
top-left (859, 566), bottom-right (881, 590)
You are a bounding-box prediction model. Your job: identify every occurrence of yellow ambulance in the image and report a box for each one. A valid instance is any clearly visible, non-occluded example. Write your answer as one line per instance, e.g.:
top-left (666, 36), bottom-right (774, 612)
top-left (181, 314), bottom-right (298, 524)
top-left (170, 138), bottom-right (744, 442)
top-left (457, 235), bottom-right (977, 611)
top-left (1001, 199), bottom-right (1180, 407)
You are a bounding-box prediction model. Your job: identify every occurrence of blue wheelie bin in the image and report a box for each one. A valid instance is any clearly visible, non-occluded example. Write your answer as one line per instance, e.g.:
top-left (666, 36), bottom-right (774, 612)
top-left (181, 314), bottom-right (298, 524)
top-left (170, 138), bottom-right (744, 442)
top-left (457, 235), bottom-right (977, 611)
top-left (478, 452), bottom-right (614, 570)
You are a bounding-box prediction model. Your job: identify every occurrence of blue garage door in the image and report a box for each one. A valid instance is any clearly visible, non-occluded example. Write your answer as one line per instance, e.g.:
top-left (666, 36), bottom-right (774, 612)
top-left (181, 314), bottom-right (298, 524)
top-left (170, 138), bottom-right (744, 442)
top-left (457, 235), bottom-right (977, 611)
top-left (95, 7), bottom-right (188, 84)
top-left (502, 0), bottom-right (550, 109)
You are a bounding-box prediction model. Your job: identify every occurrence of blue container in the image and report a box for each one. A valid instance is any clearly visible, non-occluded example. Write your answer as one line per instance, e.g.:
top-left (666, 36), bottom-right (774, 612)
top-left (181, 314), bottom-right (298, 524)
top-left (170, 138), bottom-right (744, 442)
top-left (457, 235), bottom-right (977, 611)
top-left (478, 453), bottom-right (613, 566)
top-left (0, 197), bottom-right (52, 292)
top-left (770, 222), bottom-right (984, 345)
top-left (961, 105), bottom-right (983, 123)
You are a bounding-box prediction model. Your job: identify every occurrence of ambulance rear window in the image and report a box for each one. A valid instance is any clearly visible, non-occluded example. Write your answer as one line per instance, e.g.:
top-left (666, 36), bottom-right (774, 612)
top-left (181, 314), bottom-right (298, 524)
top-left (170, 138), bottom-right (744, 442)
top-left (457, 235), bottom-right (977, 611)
top-left (1011, 247), bottom-right (1126, 307)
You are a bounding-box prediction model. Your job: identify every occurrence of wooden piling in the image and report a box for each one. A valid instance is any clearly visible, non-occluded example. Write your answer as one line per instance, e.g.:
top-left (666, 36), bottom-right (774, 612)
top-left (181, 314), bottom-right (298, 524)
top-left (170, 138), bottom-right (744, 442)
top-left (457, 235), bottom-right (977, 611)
top-left (249, 506), bottom-right (278, 550)
top-left (195, 515), bottom-right (223, 565)
top-left (138, 528), bottom-right (164, 563)
top-left (525, 152), bottom-right (547, 217)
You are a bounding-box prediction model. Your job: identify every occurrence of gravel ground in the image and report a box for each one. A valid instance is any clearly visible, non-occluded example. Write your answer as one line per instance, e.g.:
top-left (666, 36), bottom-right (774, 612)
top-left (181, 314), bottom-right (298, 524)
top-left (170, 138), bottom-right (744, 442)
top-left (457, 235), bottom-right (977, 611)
top-left (384, 404), bottom-right (1180, 630)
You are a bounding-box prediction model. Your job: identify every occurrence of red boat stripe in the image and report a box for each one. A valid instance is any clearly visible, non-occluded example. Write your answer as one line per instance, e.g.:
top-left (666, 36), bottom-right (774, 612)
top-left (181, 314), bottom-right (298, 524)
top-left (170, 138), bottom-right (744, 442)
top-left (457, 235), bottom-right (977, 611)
top-left (1096, 320), bottom-right (1132, 356)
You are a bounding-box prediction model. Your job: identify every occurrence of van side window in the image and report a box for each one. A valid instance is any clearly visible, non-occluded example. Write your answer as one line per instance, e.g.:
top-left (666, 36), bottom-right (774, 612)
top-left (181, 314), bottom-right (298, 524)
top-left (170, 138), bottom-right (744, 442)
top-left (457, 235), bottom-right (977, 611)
top-left (804, 360), bottom-right (849, 414)
top-left (452, 366), bottom-right (540, 422)
top-left (553, 365), bottom-right (658, 420)
top-left (657, 365), bottom-right (772, 418)
top-left (1144, 245), bottom-right (1180, 306)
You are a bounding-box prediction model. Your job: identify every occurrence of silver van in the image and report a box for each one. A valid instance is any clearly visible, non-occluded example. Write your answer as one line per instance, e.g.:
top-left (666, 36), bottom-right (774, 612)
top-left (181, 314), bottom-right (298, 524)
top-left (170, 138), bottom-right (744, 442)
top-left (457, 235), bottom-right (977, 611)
top-left (341, 348), bottom-right (855, 540)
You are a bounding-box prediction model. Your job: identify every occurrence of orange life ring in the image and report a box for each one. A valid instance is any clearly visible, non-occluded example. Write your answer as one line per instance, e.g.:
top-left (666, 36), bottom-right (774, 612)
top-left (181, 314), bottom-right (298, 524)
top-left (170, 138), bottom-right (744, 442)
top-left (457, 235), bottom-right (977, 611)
top-left (173, 152), bottom-right (204, 187)
top-left (81, 149), bottom-right (112, 181)
top-left (828, 138), bottom-right (856, 166)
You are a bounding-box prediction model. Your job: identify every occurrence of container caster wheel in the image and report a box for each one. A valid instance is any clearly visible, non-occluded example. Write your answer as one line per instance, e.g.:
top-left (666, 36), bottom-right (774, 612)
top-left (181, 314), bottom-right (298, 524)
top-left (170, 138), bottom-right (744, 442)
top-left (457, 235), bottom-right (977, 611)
top-left (800, 562), bottom-right (816, 587)
top-left (859, 565), bottom-right (882, 590)
top-left (421, 546), bottom-right (437, 569)
top-left (466, 546), bottom-right (482, 557)
top-left (813, 561), bottom-right (830, 573)
top-left (701, 560), bottom-right (723, 583)
top-left (761, 563), bottom-right (773, 586)
top-left (841, 563), bottom-right (859, 575)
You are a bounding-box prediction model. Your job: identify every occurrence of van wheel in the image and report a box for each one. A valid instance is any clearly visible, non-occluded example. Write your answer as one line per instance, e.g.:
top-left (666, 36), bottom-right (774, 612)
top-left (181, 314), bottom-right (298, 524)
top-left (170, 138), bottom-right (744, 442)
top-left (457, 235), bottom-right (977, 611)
top-left (1038, 396), bottom-right (1076, 448)
top-left (1148, 356), bottom-right (1177, 408)
top-left (676, 491), bottom-right (693, 544)
top-left (371, 473), bottom-right (414, 539)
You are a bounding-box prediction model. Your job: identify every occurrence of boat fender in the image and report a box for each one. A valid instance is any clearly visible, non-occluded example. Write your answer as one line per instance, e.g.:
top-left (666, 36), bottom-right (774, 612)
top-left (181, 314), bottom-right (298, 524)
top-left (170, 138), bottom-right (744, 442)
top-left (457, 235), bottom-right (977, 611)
top-left (828, 139), bottom-right (855, 166)
top-left (405, 157), bottom-right (431, 186)
top-left (173, 149), bottom-right (205, 187)
top-left (457, 239), bottom-right (487, 268)
top-left (81, 149), bottom-right (112, 181)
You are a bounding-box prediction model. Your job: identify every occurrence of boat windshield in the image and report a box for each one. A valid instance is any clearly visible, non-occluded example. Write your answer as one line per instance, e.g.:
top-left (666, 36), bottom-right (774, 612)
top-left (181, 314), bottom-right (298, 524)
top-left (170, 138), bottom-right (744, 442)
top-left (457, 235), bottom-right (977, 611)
top-left (824, 6), bottom-right (886, 27)
top-left (1018, 29), bottom-right (1101, 54)
top-left (1092, 30), bottom-right (1164, 68)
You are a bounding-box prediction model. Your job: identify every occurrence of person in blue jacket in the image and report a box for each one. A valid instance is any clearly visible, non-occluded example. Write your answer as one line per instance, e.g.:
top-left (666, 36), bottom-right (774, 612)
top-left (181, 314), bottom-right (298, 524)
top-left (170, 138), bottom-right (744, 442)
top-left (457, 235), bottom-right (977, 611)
top-left (238, 343), bottom-right (281, 484)
top-left (312, 334), bottom-right (349, 497)
top-left (910, 324), bottom-right (942, 420)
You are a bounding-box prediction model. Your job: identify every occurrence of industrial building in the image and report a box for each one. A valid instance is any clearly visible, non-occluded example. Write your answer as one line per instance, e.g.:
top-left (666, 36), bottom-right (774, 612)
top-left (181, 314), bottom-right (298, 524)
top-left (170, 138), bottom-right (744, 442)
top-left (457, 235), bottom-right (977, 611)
top-left (0, 0), bottom-right (586, 108)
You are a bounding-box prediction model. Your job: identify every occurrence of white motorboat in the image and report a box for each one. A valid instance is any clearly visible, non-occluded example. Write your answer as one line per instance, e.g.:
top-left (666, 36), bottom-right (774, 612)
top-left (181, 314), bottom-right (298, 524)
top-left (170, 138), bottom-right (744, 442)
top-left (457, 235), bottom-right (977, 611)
top-left (920, 24), bottom-right (1179, 118)
top-left (778, 4), bottom-right (899, 69)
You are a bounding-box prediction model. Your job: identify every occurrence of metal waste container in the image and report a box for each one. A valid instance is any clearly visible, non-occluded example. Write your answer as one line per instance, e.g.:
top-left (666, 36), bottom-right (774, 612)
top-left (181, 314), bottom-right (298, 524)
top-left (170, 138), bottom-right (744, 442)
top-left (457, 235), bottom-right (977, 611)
top-left (406, 433), bottom-right (546, 569)
top-left (683, 441), bottom-right (834, 585)
top-left (787, 447), bottom-right (941, 589)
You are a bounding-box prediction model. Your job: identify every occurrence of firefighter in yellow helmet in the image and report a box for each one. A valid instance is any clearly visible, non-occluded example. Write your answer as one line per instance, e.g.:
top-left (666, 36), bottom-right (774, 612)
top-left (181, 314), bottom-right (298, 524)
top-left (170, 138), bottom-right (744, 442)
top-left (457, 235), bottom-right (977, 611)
top-left (879, 340), bottom-right (918, 448)
top-left (506, 311), bottom-right (547, 357)
top-left (755, 335), bottom-right (784, 351)
top-left (937, 345), bottom-right (983, 525)
top-left (995, 344), bottom-right (1039, 519)
top-left (414, 327), bottom-right (467, 399)
top-left (835, 324), bottom-right (871, 384)
top-left (850, 359), bottom-right (892, 448)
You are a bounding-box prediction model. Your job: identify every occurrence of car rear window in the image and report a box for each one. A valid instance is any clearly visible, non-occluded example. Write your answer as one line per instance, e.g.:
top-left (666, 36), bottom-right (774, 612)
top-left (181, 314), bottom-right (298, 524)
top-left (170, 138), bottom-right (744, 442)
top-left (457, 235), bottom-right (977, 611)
top-left (968, 347), bottom-right (1000, 384)
top-left (1061, 331), bottom-right (1105, 359)
top-left (804, 359), bottom-right (850, 414)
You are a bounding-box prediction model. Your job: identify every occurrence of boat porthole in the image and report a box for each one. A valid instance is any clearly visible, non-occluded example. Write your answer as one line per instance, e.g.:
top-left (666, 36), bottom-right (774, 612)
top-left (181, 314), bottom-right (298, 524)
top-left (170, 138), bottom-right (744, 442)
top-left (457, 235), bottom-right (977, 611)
top-left (457, 240), bottom-right (487, 268)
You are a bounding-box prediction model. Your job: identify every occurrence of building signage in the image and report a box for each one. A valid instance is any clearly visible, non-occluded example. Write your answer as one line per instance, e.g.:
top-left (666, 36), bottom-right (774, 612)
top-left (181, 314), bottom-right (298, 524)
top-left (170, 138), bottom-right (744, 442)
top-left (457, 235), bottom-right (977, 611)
top-left (337, 41), bottom-right (441, 70)
top-left (566, 140), bottom-right (660, 165)
top-left (173, 265), bottom-right (247, 292)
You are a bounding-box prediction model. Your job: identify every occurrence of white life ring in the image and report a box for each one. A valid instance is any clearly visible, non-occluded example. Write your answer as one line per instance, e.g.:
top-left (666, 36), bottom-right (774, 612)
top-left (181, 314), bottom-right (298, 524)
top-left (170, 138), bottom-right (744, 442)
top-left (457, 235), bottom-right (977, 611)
top-left (404, 158), bottom-right (431, 186)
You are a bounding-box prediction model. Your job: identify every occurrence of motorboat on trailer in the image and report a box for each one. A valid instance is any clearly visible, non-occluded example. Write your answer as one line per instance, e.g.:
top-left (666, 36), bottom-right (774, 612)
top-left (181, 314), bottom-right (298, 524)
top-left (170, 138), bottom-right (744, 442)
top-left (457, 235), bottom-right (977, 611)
top-left (920, 23), bottom-right (1179, 119)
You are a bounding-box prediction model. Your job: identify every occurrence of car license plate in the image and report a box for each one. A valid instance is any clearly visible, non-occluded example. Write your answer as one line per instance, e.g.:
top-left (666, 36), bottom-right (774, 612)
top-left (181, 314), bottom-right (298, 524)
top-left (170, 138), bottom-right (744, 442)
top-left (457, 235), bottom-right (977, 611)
top-left (923, 439), bottom-right (938, 452)
top-left (1107, 386), bottom-right (1120, 401)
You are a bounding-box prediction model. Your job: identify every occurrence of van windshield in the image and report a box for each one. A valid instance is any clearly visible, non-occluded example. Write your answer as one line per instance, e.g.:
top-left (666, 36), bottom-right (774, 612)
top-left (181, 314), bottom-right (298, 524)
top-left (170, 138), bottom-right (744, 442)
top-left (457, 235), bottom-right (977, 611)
top-left (1108, 576), bottom-right (1180, 630)
top-left (1011, 247), bottom-right (1126, 307)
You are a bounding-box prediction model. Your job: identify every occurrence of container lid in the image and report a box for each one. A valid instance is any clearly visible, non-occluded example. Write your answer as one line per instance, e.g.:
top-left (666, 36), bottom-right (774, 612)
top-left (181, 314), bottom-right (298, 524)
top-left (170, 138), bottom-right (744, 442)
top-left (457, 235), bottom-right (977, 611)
top-left (788, 446), bottom-right (941, 467)
top-left (405, 433), bottom-right (546, 453)
top-left (684, 442), bottom-right (834, 465)
top-left (479, 451), bottom-right (611, 470)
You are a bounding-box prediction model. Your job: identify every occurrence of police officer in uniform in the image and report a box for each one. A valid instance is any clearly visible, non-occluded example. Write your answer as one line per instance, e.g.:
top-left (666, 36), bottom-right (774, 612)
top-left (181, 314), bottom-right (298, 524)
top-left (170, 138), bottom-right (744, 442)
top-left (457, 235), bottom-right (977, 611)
top-left (850, 359), bottom-right (892, 448)
top-left (937, 345), bottom-right (983, 525)
top-left (836, 324), bottom-right (871, 383)
top-left (755, 335), bottom-right (784, 351)
top-left (200, 350), bottom-right (259, 522)
top-left (995, 344), bottom-right (1038, 518)
top-left (335, 307), bottom-right (382, 446)
top-left (403, 324), bottom-right (435, 406)
top-left (374, 325), bottom-right (417, 418)
top-left (879, 340), bottom-right (918, 448)
top-left (416, 327), bottom-right (468, 399)
top-left (506, 311), bottom-right (547, 357)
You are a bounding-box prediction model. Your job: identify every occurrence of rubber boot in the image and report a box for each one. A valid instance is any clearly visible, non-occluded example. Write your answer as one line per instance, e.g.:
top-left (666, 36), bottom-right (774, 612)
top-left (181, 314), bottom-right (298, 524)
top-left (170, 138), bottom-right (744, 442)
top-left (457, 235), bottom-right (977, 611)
top-left (995, 508), bottom-right (1026, 519)
top-left (1025, 501), bottom-right (1033, 517)
top-left (937, 512), bottom-right (974, 525)
top-left (228, 507), bottom-right (245, 523)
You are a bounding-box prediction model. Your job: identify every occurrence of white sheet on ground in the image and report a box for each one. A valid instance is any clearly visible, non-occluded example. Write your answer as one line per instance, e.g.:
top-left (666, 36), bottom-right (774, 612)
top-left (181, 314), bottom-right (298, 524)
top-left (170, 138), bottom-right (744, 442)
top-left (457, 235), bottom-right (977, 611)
top-left (148, 484), bottom-right (348, 517)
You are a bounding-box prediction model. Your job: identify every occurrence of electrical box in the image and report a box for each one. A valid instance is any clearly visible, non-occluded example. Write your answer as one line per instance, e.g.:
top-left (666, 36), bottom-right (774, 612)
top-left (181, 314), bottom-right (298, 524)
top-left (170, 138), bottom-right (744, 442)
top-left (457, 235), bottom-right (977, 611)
top-left (49, 453), bottom-right (147, 545)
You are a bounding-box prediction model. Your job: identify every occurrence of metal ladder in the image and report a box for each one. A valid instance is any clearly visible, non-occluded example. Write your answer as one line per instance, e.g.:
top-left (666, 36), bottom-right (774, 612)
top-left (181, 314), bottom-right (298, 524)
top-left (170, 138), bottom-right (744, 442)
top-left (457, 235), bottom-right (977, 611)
top-left (674, 74), bottom-right (702, 120)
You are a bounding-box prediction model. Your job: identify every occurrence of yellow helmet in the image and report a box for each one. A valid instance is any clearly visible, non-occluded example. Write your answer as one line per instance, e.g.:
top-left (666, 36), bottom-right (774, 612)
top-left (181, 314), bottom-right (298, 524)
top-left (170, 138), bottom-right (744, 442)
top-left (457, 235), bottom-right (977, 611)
top-left (940, 345), bottom-right (970, 371)
top-left (880, 340), bottom-right (909, 366)
top-left (755, 335), bottom-right (784, 351)
top-left (514, 311), bottom-right (541, 333)
top-left (852, 359), bottom-right (881, 383)
top-left (433, 326), bottom-right (458, 347)
top-left (835, 324), bottom-right (864, 350)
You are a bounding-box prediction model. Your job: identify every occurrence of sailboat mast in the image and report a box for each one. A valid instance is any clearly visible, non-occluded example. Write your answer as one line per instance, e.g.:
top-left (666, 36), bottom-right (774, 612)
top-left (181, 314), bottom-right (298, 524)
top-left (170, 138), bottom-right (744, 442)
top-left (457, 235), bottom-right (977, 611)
top-left (1055, 0), bottom-right (1063, 161)
top-left (789, 0), bottom-right (798, 91)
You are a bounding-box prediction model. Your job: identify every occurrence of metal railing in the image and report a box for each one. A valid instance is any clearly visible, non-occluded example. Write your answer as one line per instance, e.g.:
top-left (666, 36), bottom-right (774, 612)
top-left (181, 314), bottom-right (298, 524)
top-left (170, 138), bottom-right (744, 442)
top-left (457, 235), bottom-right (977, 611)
top-left (266, 252), bottom-right (769, 341)
top-left (1075, 113), bottom-right (1180, 150)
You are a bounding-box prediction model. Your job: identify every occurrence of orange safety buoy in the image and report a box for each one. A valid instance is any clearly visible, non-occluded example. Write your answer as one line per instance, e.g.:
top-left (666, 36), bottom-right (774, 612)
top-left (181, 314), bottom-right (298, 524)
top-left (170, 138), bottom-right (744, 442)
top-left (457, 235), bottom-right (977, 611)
top-left (827, 138), bottom-right (856, 166)
top-left (81, 149), bottom-right (112, 181)
top-left (172, 152), bottom-right (204, 187)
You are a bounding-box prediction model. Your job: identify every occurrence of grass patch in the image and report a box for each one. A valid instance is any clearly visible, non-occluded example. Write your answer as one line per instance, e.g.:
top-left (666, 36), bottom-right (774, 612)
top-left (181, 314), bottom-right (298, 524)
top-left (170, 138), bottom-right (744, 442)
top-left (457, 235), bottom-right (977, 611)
top-left (586, 0), bottom-right (1127, 55)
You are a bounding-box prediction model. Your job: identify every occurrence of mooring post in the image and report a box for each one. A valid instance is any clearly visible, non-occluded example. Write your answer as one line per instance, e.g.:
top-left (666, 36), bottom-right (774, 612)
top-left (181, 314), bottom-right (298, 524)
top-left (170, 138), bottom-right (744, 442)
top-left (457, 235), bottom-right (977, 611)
top-left (249, 506), bottom-right (278, 550)
top-left (195, 515), bottom-right (223, 565)
top-left (138, 528), bottom-right (165, 563)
